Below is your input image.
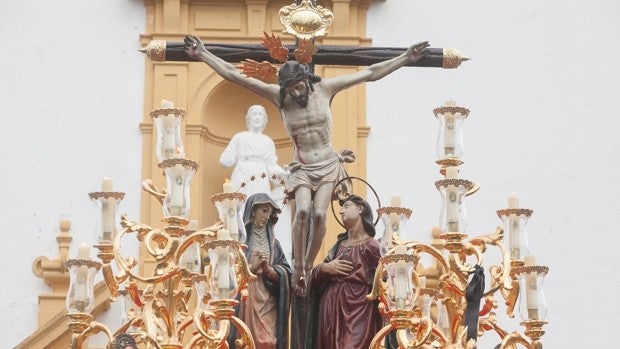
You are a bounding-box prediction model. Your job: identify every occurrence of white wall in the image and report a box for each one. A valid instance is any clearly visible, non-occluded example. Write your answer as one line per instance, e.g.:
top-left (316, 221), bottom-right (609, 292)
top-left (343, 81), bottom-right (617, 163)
top-left (1, 0), bottom-right (618, 347)
top-left (366, 1), bottom-right (620, 348)
top-left (0, 0), bottom-right (145, 347)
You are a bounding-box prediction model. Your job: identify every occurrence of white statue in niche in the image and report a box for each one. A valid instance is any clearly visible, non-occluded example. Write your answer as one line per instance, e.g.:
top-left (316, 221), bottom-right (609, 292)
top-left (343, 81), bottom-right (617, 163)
top-left (220, 105), bottom-right (292, 259)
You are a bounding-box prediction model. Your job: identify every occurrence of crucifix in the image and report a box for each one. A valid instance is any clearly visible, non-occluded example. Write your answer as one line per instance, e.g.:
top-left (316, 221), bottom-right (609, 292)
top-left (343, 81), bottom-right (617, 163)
top-left (142, 0), bottom-right (466, 296)
top-left (144, 2), bottom-right (466, 276)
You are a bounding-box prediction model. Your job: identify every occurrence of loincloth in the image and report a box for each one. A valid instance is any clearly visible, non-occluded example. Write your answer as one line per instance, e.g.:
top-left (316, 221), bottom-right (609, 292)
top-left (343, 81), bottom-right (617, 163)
top-left (285, 149), bottom-right (355, 200)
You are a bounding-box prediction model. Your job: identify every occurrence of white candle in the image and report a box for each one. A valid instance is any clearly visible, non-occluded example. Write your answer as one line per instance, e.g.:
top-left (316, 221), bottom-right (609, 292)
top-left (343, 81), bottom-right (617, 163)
top-left (387, 212), bottom-right (400, 241)
top-left (508, 192), bottom-right (520, 209)
top-left (508, 192), bottom-right (521, 259)
top-left (445, 168), bottom-right (459, 231)
top-left (217, 229), bottom-right (230, 240)
top-left (445, 167), bottom-right (458, 179)
top-left (509, 216), bottom-right (521, 259)
top-left (169, 165), bottom-right (184, 216)
top-left (394, 245), bottom-right (408, 309)
top-left (217, 229), bottom-right (231, 299)
top-left (162, 116), bottom-right (177, 159)
top-left (390, 195), bottom-right (401, 207)
top-left (188, 219), bottom-right (198, 232)
top-left (102, 177), bottom-right (114, 192)
top-left (444, 113), bottom-right (456, 151)
top-left (75, 244), bottom-right (91, 303)
top-left (524, 255), bottom-right (539, 319)
top-left (101, 178), bottom-right (115, 242)
top-left (223, 179), bottom-right (233, 193)
top-left (227, 205), bottom-right (239, 241)
top-left (222, 180), bottom-right (237, 239)
top-left (159, 100), bottom-right (177, 159)
top-left (446, 185), bottom-right (459, 232)
top-left (387, 195), bottom-right (402, 242)
top-left (74, 268), bottom-right (88, 303)
top-left (524, 255), bottom-right (535, 265)
top-left (394, 244), bottom-right (407, 255)
top-left (77, 243), bottom-right (91, 260)
top-left (160, 99), bottom-right (174, 109)
top-left (181, 220), bottom-right (200, 272)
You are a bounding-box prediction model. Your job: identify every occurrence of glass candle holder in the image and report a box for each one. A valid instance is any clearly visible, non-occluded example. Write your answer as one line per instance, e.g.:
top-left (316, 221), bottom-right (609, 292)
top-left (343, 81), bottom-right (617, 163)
top-left (435, 178), bottom-right (474, 233)
top-left (118, 289), bottom-right (143, 332)
top-left (418, 292), bottom-right (433, 318)
top-left (193, 274), bottom-right (213, 310)
top-left (179, 236), bottom-right (202, 274)
top-left (513, 264), bottom-right (549, 321)
top-left (159, 158), bottom-right (198, 218)
top-left (65, 259), bottom-right (101, 313)
top-left (211, 192), bottom-right (246, 242)
top-left (433, 101), bottom-right (469, 160)
top-left (151, 104), bottom-right (186, 162)
top-left (383, 245), bottom-right (420, 311)
top-left (377, 206), bottom-right (413, 256)
top-left (205, 230), bottom-right (240, 301)
top-left (497, 208), bottom-right (534, 261)
top-left (88, 178), bottom-right (125, 243)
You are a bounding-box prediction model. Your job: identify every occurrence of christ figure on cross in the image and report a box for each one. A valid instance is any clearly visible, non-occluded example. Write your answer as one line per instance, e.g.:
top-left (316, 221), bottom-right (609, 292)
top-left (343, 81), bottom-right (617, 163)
top-left (184, 34), bottom-right (429, 296)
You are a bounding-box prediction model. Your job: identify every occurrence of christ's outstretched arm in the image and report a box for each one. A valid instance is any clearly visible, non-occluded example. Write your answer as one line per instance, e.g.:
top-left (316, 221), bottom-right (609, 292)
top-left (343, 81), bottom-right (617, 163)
top-left (184, 34), bottom-right (280, 105)
top-left (322, 41), bottom-right (430, 96)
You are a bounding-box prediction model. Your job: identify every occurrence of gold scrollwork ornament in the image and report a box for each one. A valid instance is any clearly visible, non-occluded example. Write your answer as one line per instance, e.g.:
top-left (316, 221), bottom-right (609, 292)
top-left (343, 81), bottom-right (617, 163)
top-left (279, 0), bottom-right (334, 40)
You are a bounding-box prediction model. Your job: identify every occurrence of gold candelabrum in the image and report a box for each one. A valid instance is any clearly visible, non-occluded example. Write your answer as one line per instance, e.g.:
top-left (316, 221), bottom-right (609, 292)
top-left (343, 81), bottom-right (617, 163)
top-left (64, 99), bottom-right (256, 349)
top-left (367, 101), bottom-right (550, 349)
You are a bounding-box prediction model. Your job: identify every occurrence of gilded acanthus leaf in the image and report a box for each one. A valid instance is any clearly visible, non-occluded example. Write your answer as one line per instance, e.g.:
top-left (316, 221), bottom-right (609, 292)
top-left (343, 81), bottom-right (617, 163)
top-left (120, 215), bottom-right (153, 237)
top-left (127, 281), bottom-right (144, 307)
top-left (469, 227), bottom-right (504, 251)
top-left (141, 179), bottom-right (165, 204)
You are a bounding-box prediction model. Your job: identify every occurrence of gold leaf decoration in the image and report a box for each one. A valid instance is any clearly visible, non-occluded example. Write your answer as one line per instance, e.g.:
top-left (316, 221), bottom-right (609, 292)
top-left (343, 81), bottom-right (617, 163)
top-left (294, 39), bottom-right (317, 64)
top-left (261, 31), bottom-right (289, 62)
top-left (237, 59), bottom-right (278, 81)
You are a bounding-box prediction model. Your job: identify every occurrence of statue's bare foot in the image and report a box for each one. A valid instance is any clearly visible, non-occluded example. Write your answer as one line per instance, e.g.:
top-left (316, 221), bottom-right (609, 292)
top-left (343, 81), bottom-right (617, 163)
top-left (292, 269), bottom-right (307, 297)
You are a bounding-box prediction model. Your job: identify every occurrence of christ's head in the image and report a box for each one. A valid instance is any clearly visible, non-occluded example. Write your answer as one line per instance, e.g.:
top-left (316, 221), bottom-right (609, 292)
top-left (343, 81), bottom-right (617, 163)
top-left (285, 79), bottom-right (310, 108)
top-left (278, 61), bottom-right (321, 108)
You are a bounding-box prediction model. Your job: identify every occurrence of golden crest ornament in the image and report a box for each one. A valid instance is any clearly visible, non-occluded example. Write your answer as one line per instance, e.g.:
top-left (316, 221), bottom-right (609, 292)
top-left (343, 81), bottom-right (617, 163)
top-left (279, 0), bottom-right (334, 40)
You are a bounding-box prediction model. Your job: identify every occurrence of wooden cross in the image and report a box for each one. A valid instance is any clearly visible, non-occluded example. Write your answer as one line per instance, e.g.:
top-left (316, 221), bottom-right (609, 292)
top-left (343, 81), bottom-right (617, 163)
top-left (142, 41), bottom-right (468, 69)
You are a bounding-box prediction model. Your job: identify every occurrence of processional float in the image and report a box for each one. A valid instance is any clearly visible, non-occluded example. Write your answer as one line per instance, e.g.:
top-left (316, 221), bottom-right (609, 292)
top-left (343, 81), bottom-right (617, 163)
top-left (64, 1), bottom-right (548, 348)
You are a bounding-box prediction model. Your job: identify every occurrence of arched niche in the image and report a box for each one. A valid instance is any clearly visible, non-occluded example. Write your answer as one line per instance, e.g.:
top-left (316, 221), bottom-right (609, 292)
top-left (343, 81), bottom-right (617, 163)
top-left (196, 79), bottom-right (293, 225)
